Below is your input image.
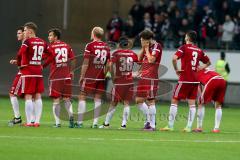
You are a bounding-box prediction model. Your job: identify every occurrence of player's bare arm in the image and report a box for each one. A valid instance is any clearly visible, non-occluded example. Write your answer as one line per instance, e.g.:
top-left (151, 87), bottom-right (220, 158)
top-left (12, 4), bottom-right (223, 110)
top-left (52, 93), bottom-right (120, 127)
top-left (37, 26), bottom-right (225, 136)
top-left (109, 61), bottom-right (115, 81)
top-left (104, 60), bottom-right (111, 74)
top-left (137, 48), bottom-right (144, 61)
top-left (144, 45), bottom-right (156, 63)
top-left (198, 61), bottom-right (211, 71)
top-left (79, 58), bottom-right (89, 83)
top-left (172, 55), bottom-right (183, 76)
top-left (69, 57), bottom-right (77, 79)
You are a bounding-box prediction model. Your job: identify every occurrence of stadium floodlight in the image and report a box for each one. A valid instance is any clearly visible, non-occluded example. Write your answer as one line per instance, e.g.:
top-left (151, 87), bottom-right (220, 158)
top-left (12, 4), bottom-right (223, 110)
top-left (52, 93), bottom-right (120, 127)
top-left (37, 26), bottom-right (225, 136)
top-left (63, 0), bottom-right (69, 29)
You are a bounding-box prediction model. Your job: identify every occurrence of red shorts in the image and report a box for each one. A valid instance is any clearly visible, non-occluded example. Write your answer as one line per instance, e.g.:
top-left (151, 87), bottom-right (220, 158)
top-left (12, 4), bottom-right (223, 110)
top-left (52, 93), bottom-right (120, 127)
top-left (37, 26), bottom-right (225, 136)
top-left (112, 84), bottom-right (134, 102)
top-left (136, 79), bottom-right (158, 99)
top-left (80, 79), bottom-right (105, 95)
top-left (49, 79), bottom-right (72, 98)
top-left (21, 76), bottom-right (44, 94)
top-left (200, 79), bottom-right (226, 104)
top-left (9, 74), bottom-right (22, 96)
top-left (173, 83), bottom-right (199, 100)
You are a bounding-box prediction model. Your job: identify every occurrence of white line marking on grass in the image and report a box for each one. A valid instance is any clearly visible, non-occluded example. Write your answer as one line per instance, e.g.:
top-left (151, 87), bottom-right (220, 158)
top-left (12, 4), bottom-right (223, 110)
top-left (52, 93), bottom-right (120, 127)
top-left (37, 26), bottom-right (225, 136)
top-left (0, 135), bottom-right (240, 143)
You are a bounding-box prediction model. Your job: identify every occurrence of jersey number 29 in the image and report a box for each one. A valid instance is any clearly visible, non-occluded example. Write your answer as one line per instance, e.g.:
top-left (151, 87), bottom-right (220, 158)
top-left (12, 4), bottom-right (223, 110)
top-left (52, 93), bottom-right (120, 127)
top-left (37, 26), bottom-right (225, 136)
top-left (55, 48), bottom-right (68, 63)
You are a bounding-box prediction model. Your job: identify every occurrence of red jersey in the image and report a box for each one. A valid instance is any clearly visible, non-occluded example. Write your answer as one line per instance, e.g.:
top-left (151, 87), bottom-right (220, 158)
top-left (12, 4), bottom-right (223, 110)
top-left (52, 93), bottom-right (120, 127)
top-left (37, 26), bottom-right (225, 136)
top-left (197, 69), bottom-right (223, 85)
top-left (140, 41), bottom-right (162, 79)
top-left (19, 37), bottom-right (48, 77)
top-left (83, 41), bottom-right (110, 80)
top-left (44, 41), bottom-right (75, 80)
top-left (16, 43), bottom-right (23, 74)
top-left (175, 44), bottom-right (210, 83)
top-left (111, 49), bottom-right (138, 84)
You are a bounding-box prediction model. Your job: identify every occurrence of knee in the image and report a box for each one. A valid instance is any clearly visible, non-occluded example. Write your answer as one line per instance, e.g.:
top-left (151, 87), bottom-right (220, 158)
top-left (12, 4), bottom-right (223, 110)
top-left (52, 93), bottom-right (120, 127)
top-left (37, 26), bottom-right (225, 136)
top-left (136, 97), bottom-right (144, 104)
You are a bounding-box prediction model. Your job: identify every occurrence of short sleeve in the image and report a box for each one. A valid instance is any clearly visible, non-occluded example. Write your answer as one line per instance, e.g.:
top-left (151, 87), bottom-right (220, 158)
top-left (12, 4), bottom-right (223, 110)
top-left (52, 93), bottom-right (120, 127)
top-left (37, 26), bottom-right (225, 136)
top-left (132, 52), bottom-right (139, 62)
top-left (175, 45), bottom-right (185, 58)
top-left (19, 40), bottom-right (29, 66)
top-left (22, 39), bottom-right (29, 48)
top-left (42, 45), bottom-right (53, 60)
top-left (110, 51), bottom-right (117, 63)
top-left (200, 51), bottom-right (210, 64)
top-left (44, 41), bottom-right (48, 53)
top-left (68, 46), bottom-right (75, 59)
top-left (84, 43), bottom-right (91, 59)
top-left (106, 45), bottom-right (111, 60)
top-left (151, 43), bottom-right (161, 58)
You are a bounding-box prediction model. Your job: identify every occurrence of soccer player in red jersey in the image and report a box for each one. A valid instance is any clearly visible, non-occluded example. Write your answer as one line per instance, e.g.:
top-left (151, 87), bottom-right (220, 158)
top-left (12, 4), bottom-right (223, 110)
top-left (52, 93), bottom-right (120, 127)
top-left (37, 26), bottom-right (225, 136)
top-left (136, 29), bottom-right (163, 131)
top-left (99, 37), bottom-right (138, 129)
top-left (77, 27), bottom-right (110, 128)
top-left (161, 31), bottom-right (211, 132)
top-left (43, 28), bottom-right (75, 128)
top-left (19, 22), bottom-right (48, 127)
top-left (192, 68), bottom-right (226, 133)
top-left (8, 26), bottom-right (25, 125)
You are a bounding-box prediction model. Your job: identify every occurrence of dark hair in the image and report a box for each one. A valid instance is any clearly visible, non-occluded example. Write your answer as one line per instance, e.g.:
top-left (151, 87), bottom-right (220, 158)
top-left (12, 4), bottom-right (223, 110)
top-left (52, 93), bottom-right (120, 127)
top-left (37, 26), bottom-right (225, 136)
top-left (17, 26), bottom-right (24, 32)
top-left (220, 51), bottom-right (225, 60)
top-left (48, 28), bottom-right (62, 39)
top-left (186, 30), bottom-right (197, 43)
top-left (139, 29), bottom-right (154, 40)
top-left (24, 22), bottom-right (38, 33)
top-left (119, 36), bottom-right (129, 48)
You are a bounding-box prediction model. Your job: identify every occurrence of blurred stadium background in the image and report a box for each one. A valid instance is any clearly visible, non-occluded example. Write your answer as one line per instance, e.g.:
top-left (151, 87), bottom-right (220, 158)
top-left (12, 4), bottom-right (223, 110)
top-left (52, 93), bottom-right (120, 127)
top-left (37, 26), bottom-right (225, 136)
top-left (0, 0), bottom-right (239, 104)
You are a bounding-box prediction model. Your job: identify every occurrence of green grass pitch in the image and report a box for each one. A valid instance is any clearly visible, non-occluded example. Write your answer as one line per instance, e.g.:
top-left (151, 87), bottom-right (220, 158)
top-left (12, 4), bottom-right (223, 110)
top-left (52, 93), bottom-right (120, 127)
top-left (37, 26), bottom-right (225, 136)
top-left (0, 96), bottom-right (240, 160)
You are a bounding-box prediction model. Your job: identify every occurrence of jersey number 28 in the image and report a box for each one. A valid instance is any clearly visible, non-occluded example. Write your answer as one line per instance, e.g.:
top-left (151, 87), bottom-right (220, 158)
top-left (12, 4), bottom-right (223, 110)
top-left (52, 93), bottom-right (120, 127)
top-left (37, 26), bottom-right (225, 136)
top-left (93, 49), bottom-right (107, 64)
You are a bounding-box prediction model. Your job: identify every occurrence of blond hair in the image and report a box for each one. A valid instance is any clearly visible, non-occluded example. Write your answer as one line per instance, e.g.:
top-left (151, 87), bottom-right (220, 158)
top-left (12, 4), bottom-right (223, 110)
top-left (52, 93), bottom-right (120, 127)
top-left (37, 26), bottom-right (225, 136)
top-left (91, 27), bottom-right (104, 39)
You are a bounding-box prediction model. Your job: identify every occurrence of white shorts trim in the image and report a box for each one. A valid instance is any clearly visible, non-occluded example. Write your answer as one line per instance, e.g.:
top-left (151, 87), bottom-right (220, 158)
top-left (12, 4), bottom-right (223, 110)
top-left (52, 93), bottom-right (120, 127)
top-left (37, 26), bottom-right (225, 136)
top-left (174, 83), bottom-right (182, 98)
top-left (21, 75), bottom-right (43, 78)
top-left (50, 78), bottom-right (71, 81)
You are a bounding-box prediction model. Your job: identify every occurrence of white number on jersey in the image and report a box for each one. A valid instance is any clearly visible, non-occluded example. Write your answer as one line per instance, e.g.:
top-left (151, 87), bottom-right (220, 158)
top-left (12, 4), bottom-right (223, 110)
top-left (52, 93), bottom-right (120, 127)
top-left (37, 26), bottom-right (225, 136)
top-left (191, 51), bottom-right (198, 71)
top-left (55, 48), bottom-right (68, 63)
top-left (32, 45), bottom-right (44, 61)
top-left (93, 49), bottom-right (107, 64)
top-left (119, 57), bottom-right (133, 72)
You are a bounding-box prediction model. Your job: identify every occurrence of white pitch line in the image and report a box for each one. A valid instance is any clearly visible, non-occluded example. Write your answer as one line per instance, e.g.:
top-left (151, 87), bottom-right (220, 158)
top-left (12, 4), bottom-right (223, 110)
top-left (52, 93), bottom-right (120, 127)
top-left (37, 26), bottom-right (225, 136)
top-left (0, 135), bottom-right (240, 143)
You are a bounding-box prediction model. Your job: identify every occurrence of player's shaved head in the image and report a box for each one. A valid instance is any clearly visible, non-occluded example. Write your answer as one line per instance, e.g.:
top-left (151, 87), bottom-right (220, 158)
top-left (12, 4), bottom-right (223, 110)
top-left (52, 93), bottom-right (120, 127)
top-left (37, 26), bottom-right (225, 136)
top-left (24, 22), bottom-right (38, 33)
top-left (92, 27), bottom-right (104, 39)
top-left (48, 28), bottom-right (62, 40)
top-left (186, 30), bottom-right (197, 43)
top-left (139, 29), bottom-right (154, 40)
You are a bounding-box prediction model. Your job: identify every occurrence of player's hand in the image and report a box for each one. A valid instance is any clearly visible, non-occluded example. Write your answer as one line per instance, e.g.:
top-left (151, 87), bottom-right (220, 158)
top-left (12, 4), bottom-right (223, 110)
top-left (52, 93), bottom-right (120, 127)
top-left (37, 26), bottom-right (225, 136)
top-left (175, 70), bottom-right (184, 77)
top-left (10, 59), bottom-right (17, 65)
top-left (141, 40), bottom-right (149, 48)
top-left (197, 66), bottom-right (204, 71)
top-left (144, 42), bottom-right (150, 50)
top-left (70, 72), bottom-right (74, 80)
top-left (79, 76), bottom-right (84, 84)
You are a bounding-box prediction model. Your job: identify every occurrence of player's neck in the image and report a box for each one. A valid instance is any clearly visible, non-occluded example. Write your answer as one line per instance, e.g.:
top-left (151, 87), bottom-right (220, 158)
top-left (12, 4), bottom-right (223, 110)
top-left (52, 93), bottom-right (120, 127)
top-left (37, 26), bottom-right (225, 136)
top-left (54, 40), bottom-right (60, 43)
top-left (93, 38), bottom-right (101, 42)
top-left (186, 41), bottom-right (194, 45)
top-left (29, 34), bottom-right (36, 38)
